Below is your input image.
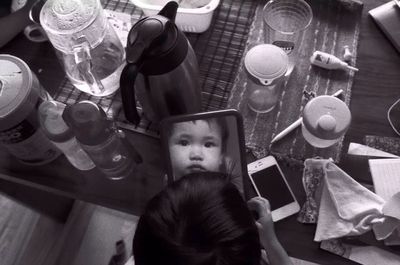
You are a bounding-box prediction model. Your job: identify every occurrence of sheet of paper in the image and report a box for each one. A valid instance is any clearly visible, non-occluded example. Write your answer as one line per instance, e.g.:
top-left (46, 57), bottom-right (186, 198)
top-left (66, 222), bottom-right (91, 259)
top-left (321, 239), bottom-right (400, 265)
top-left (348, 143), bottom-right (399, 158)
top-left (369, 158), bottom-right (400, 201)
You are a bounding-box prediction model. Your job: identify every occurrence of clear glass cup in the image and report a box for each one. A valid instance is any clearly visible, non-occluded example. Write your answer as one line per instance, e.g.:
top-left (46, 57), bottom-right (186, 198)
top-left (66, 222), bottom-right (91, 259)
top-left (263, 0), bottom-right (313, 76)
top-left (40, 0), bottom-right (125, 97)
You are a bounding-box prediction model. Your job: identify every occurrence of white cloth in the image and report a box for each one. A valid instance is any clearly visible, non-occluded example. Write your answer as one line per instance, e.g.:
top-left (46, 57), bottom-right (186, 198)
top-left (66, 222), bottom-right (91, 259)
top-left (309, 159), bottom-right (400, 243)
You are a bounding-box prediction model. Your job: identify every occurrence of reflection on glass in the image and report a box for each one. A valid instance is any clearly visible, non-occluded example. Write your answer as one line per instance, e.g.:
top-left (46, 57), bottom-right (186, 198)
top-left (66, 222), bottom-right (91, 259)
top-left (163, 114), bottom-right (244, 193)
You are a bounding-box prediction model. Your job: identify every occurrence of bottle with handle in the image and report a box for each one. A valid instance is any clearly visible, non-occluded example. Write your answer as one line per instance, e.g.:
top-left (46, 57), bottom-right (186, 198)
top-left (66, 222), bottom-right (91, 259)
top-left (120, 1), bottom-right (202, 125)
top-left (39, 0), bottom-right (125, 97)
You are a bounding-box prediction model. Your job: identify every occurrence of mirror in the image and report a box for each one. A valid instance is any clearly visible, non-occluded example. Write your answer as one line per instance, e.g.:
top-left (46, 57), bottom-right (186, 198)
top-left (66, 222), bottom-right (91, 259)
top-left (160, 109), bottom-right (248, 196)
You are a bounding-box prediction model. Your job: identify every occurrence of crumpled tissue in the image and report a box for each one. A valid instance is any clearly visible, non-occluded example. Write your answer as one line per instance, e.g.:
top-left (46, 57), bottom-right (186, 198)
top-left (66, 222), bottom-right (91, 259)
top-left (297, 158), bottom-right (400, 243)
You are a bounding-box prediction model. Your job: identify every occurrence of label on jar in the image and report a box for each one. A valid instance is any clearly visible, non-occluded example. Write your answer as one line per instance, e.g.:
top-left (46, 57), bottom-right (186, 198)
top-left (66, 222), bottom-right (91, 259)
top-left (272, 40), bottom-right (295, 55)
top-left (1, 124), bottom-right (60, 165)
top-left (0, 105), bottom-right (60, 165)
top-left (0, 119), bottom-right (36, 144)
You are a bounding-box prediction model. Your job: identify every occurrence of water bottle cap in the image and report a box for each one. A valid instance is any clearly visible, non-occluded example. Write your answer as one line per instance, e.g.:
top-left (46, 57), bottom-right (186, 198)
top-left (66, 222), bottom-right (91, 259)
top-left (62, 101), bottom-right (112, 145)
top-left (244, 44), bottom-right (288, 85)
top-left (303, 96), bottom-right (351, 140)
top-left (38, 100), bottom-right (74, 142)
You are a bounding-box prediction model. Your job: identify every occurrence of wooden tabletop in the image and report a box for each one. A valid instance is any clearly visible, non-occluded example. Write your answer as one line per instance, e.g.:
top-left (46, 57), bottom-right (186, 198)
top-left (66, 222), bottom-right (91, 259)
top-left (0, 0), bottom-right (399, 264)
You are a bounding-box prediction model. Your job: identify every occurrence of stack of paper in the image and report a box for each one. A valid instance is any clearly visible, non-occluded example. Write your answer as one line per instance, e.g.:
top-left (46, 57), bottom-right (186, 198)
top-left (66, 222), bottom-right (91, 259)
top-left (368, 158), bottom-right (400, 202)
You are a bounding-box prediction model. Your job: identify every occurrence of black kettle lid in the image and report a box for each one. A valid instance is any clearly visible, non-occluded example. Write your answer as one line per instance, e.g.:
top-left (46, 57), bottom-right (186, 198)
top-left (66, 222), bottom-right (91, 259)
top-left (125, 1), bottom-right (188, 75)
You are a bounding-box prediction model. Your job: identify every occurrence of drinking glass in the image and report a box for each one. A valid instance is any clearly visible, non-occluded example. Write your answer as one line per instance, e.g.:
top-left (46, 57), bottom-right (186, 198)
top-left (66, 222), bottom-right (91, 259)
top-left (263, 0), bottom-right (313, 75)
top-left (388, 98), bottom-right (400, 136)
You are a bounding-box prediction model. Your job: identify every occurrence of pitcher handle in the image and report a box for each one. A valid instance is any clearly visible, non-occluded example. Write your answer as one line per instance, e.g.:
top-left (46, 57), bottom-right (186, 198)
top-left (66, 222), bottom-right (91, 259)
top-left (120, 63), bottom-right (141, 125)
top-left (73, 40), bottom-right (104, 95)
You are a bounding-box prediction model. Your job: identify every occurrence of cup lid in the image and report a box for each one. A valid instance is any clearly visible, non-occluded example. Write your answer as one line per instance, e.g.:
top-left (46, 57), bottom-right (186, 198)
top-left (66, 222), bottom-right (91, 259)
top-left (40, 0), bottom-right (103, 52)
top-left (40, 0), bottom-right (99, 34)
top-left (0, 55), bottom-right (37, 130)
top-left (244, 44), bottom-right (288, 85)
top-left (303, 95), bottom-right (351, 140)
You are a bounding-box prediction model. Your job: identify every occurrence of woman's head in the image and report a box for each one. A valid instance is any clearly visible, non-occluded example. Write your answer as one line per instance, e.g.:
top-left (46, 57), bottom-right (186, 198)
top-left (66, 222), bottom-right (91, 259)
top-left (168, 118), bottom-right (229, 179)
top-left (133, 172), bottom-right (261, 265)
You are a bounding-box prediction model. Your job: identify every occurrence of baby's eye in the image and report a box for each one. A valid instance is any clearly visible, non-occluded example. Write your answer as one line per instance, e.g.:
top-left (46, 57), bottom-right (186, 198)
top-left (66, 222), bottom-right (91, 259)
top-left (204, 141), bottom-right (216, 148)
top-left (178, 139), bottom-right (189, 146)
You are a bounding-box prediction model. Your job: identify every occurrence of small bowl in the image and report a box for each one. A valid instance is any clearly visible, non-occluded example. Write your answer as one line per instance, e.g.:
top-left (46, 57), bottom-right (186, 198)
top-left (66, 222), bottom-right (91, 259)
top-left (130, 0), bottom-right (220, 33)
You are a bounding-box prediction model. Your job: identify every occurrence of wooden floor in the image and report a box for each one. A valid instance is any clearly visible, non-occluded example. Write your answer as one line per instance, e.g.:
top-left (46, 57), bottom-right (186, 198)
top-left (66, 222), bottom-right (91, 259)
top-left (0, 194), bottom-right (138, 265)
top-left (0, 194), bottom-right (323, 265)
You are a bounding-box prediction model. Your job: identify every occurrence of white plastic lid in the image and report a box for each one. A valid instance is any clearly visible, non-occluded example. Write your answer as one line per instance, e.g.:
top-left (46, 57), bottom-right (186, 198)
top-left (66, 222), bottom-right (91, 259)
top-left (244, 44), bottom-right (288, 85)
top-left (303, 95), bottom-right (351, 140)
top-left (0, 55), bottom-right (37, 131)
top-left (40, 0), bottom-right (104, 52)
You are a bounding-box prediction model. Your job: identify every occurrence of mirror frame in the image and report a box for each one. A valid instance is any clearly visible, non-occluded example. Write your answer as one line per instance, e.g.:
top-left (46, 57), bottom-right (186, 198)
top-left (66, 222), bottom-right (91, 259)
top-left (160, 109), bottom-right (249, 197)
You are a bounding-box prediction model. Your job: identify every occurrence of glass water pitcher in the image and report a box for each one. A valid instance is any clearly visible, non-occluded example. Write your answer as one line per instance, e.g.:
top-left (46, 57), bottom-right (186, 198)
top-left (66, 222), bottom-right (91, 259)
top-left (40, 0), bottom-right (125, 97)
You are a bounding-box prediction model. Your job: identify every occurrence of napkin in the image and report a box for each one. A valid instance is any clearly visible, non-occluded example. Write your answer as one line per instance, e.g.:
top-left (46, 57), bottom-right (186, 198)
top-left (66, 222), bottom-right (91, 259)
top-left (297, 158), bottom-right (400, 243)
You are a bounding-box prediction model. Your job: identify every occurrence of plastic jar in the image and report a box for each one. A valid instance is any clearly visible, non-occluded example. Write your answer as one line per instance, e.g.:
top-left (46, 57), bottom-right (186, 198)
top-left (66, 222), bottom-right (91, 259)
top-left (244, 44), bottom-right (289, 113)
top-left (302, 95), bottom-right (351, 148)
top-left (0, 54), bottom-right (61, 165)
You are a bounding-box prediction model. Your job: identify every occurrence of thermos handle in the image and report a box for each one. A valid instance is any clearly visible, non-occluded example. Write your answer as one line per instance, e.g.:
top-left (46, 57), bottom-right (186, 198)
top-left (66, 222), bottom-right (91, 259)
top-left (73, 39), bottom-right (105, 95)
top-left (120, 63), bottom-right (141, 125)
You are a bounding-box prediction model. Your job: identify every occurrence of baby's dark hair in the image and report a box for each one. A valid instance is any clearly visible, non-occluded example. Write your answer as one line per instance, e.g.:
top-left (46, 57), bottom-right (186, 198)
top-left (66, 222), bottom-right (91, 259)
top-left (133, 172), bottom-right (261, 265)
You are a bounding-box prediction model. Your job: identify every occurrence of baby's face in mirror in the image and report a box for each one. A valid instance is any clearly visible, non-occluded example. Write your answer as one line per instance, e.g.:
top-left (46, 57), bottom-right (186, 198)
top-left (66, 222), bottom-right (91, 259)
top-left (168, 119), bottom-right (224, 179)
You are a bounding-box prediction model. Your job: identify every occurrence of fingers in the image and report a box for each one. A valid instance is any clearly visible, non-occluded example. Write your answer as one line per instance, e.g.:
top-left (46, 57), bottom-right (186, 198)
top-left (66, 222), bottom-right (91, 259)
top-left (247, 196), bottom-right (271, 218)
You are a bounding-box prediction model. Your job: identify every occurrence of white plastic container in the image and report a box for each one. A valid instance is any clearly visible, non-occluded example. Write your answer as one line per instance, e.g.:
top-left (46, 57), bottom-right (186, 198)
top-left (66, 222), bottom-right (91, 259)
top-left (130, 0), bottom-right (220, 33)
top-left (301, 96), bottom-right (351, 148)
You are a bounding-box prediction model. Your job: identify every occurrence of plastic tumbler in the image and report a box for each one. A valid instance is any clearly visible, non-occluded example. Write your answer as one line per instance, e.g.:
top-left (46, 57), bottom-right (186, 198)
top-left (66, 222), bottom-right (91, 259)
top-left (244, 44), bottom-right (289, 113)
top-left (263, 0), bottom-right (313, 75)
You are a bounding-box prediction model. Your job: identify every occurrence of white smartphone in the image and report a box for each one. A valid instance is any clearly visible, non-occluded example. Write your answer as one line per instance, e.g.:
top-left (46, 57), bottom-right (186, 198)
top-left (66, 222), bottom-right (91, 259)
top-left (247, 156), bottom-right (300, 222)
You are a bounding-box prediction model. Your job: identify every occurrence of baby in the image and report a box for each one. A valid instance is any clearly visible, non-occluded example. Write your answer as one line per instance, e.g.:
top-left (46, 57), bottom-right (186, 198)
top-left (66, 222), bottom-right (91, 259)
top-left (168, 117), bottom-right (229, 179)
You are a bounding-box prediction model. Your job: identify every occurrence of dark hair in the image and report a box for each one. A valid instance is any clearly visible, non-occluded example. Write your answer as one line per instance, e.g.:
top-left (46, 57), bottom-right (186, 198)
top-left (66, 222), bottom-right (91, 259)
top-left (133, 172), bottom-right (261, 265)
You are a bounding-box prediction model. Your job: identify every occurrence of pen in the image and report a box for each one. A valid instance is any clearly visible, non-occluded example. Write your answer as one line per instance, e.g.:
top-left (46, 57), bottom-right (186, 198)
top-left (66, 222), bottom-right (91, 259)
top-left (270, 89), bottom-right (344, 144)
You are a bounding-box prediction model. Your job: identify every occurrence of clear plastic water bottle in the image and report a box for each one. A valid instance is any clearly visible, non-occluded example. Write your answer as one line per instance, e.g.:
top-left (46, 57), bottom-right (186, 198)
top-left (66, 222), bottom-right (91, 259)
top-left (62, 101), bottom-right (142, 180)
top-left (38, 100), bottom-right (95, 170)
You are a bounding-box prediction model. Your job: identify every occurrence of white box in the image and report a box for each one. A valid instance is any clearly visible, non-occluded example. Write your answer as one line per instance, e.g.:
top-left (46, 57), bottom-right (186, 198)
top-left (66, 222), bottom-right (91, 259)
top-left (130, 0), bottom-right (220, 33)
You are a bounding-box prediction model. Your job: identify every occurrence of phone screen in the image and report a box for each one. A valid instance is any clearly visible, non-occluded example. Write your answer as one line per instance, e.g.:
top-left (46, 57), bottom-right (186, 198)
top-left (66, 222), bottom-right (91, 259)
top-left (251, 165), bottom-right (294, 210)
